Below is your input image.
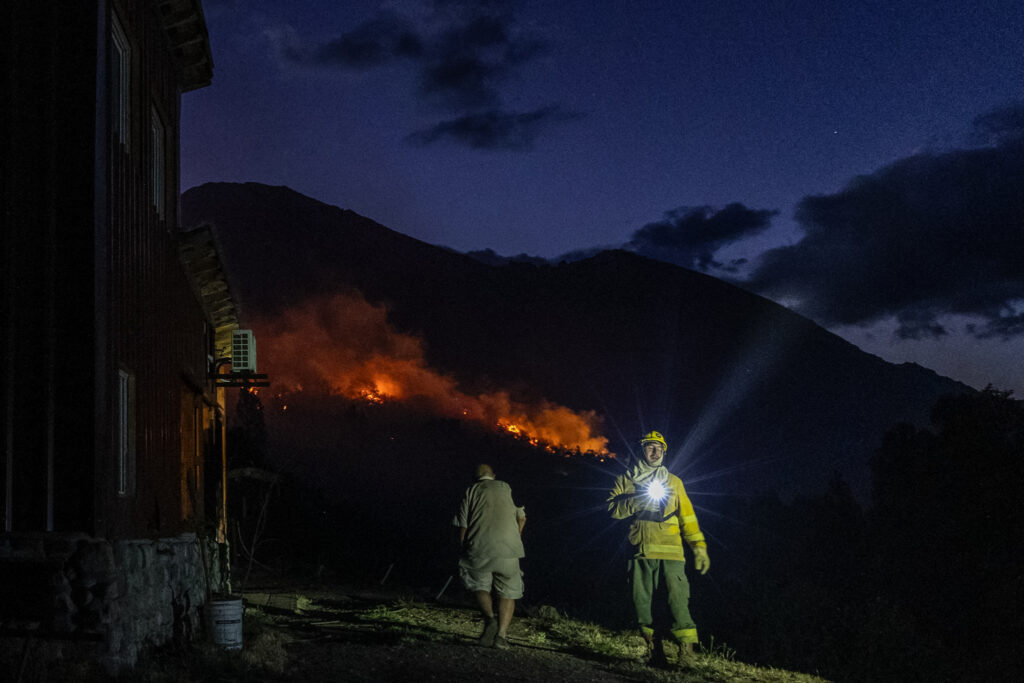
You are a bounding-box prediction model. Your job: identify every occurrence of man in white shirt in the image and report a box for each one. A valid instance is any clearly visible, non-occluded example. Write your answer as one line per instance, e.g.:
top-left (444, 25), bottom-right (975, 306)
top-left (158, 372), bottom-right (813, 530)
top-left (453, 464), bottom-right (526, 649)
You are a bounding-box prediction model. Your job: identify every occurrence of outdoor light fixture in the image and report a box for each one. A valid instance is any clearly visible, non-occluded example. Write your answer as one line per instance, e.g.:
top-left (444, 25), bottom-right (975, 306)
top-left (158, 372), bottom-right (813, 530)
top-left (646, 480), bottom-right (668, 503)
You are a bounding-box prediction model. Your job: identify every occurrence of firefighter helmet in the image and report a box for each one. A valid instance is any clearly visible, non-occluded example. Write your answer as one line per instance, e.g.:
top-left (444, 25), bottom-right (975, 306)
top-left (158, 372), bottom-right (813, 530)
top-left (640, 430), bottom-right (667, 450)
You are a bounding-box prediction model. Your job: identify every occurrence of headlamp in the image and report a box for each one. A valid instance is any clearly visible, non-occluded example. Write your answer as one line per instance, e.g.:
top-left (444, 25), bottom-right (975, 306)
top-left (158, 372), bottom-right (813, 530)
top-left (645, 480), bottom-right (667, 503)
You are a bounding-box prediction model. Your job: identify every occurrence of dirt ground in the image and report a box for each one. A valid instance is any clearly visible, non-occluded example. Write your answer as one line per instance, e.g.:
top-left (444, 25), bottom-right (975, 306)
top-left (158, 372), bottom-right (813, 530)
top-left (214, 585), bottom-right (825, 683)
top-left (238, 586), bottom-right (681, 682)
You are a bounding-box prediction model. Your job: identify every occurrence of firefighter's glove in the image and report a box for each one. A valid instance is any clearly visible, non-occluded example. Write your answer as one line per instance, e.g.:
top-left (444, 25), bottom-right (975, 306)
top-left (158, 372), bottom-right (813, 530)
top-left (693, 547), bottom-right (710, 575)
top-left (608, 492), bottom-right (637, 516)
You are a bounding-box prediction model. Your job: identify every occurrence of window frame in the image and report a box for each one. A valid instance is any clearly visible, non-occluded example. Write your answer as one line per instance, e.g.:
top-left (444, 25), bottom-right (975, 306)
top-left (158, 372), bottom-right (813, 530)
top-left (150, 105), bottom-right (166, 219)
top-left (117, 367), bottom-right (137, 496)
top-left (110, 12), bottom-right (131, 150)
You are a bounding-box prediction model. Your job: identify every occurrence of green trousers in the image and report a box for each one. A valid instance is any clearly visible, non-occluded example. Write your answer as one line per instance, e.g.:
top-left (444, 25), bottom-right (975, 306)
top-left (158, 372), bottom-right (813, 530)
top-left (629, 558), bottom-right (698, 644)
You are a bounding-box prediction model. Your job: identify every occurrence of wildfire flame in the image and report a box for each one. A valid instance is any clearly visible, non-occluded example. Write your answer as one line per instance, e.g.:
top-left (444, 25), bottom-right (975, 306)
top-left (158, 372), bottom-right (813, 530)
top-left (358, 388), bottom-right (386, 404)
top-left (251, 292), bottom-right (611, 455)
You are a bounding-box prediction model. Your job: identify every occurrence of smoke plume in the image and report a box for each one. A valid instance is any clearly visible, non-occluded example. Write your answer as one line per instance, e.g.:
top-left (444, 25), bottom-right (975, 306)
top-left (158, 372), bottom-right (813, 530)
top-left (250, 291), bottom-right (610, 454)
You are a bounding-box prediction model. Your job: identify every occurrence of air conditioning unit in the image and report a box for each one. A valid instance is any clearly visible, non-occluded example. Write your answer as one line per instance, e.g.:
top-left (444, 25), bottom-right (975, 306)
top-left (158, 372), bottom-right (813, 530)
top-left (231, 329), bottom-right (257, 373)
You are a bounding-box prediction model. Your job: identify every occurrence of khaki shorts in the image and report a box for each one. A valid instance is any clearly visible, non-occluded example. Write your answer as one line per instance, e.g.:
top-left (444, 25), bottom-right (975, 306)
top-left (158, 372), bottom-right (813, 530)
top-left (458, 557), bottom-right (524, 599)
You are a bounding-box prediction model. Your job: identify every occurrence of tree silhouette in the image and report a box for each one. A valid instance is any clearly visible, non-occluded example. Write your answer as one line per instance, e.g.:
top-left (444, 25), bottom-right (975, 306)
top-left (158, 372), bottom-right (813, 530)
top-left (870, 388), bottom-right (1024, 681)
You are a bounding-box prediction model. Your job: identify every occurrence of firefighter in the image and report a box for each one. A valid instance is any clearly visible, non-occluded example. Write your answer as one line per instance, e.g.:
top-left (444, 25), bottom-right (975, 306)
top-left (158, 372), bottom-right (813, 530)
top-left (608, 430), bottom-right (710, 668)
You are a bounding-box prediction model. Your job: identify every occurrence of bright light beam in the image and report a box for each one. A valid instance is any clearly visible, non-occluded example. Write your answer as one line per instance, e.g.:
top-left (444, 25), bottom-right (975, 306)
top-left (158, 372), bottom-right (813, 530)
top-left (673, 318), bottom-right (802, 481)
top-left (646, 480), bottom-right (668, 502)
top-left (681, 452), bottom-right (793, 487)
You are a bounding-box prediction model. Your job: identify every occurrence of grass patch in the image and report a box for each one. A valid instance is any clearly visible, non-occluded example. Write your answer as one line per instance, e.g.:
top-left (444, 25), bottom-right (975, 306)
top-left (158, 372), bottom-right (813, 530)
top-left (536, 614), bottom-right (647, 660)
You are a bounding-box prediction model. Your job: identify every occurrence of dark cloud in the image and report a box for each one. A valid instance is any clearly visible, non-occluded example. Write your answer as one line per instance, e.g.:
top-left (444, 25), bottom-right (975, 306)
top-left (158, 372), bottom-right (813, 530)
top-left (627, 204), bottom-right (777, 270)
top-left (289, 1), bottom-right (573, 149)
top-left (311, 13), bottom-right (423, 67)
top-left (748, 104), bottom-right (1024, 339)
top-left (406, 106), bottom-right (582, 150)
top-left (419, 55), bottom-right (504, 109)
top-left (969, 312), bottom-right (1024, 339)
top-left (972, 103), bottom-right (1024, 145)
top-left (418, 14), bottom-right (547, 109)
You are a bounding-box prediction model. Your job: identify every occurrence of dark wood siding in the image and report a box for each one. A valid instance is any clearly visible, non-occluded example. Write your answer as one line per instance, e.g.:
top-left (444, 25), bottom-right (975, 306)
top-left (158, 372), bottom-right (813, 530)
top-left (2, 0), bottom-right (217, 538)
top-left (101, 0), bottom-right (210, 538)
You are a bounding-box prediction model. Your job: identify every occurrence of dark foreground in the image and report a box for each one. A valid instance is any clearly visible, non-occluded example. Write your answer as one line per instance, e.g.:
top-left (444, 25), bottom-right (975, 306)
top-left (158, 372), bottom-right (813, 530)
top-left (5, 582), bottom-right (828, 682)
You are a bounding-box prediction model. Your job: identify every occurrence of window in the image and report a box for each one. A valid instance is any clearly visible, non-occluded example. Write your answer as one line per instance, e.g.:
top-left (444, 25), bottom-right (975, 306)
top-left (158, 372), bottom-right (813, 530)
top-left (110, 14), bottom-right (130, 148)
top-left (151, 106), bottom-right (165, 218)
top-left (118, 368), bottom-right (136, 496)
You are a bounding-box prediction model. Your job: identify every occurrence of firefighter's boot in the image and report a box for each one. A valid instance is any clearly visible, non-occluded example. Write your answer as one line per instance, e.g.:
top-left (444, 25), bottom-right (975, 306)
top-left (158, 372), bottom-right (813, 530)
top-left (675, 640), bottom-right (697, 670)
top-left (640, 626), bottom-right (667, 667)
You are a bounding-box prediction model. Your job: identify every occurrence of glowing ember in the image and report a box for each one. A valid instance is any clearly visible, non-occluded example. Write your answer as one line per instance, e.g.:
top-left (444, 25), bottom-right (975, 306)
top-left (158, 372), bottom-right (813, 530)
top-left (370, 375), bottom-right (401, 398)
top-left (250, 292), bottom-right (614, 457)
top-left (358, 388), bottom-right (386, 404)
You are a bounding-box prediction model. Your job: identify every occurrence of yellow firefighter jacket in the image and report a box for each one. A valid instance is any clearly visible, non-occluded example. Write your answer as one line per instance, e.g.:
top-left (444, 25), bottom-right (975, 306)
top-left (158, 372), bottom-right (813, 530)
top-left (608, 470), bottom-right (706, 562)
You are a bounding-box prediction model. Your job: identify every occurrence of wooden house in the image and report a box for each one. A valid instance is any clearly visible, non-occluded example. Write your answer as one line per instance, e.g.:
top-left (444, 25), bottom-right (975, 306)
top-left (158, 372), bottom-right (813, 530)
top-left (1, 0), bottom-right (240, 665)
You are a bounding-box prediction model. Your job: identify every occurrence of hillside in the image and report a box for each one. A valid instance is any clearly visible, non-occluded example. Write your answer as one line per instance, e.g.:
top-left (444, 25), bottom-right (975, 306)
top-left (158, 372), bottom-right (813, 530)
top-left (181, 181), bottom-right (971, 501)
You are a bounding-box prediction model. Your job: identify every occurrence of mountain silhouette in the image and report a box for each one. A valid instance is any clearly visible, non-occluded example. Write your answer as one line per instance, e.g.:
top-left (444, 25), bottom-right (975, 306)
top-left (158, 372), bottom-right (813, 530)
top-left (182, 181), bottom-right (971, 501)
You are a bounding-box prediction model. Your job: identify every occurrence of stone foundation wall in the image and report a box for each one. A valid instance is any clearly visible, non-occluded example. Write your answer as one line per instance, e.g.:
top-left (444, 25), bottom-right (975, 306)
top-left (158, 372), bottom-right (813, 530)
top-left (0, 532), bottom-right (230, 672)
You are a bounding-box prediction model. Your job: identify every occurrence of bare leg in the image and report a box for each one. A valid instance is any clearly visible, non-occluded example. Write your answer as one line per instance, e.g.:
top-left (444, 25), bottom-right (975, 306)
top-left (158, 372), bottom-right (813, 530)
top-left (474, 590), bottom-right (494, 619)
top-left (497, 597), bottom-right (515, 637)
top-left (474, 591), bottom-right (499, 646)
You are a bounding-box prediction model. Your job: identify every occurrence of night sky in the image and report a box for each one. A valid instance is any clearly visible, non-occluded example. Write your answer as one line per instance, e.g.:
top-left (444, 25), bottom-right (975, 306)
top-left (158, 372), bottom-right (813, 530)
top-left (181, 0), bottom-right (1024, 396)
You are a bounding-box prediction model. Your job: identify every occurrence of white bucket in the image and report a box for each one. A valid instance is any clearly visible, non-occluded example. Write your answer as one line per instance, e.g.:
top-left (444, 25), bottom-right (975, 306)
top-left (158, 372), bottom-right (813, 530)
top-left (207, 598), bottom-right (244, 650)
